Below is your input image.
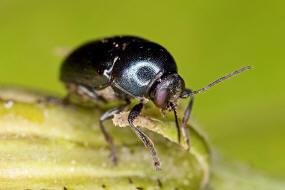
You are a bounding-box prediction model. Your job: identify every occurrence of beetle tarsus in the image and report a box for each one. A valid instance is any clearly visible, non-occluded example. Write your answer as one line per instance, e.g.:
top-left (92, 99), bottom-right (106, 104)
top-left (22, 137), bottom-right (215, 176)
top-left (99, 120), bottom-right (117, 165)
top-left (128, 103), bottom-right (161, 170)
top-left (182, 121), bottom-right (190, 150)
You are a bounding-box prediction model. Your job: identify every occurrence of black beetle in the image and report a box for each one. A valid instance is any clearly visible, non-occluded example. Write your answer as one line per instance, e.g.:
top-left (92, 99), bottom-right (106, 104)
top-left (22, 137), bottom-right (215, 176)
top-left (60, 35), bottom-right (250, 169)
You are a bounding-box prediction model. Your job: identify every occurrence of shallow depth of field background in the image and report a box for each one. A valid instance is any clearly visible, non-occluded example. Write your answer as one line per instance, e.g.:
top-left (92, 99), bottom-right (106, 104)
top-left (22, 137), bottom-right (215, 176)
top-left (0, 0), bottom-right (284, 180)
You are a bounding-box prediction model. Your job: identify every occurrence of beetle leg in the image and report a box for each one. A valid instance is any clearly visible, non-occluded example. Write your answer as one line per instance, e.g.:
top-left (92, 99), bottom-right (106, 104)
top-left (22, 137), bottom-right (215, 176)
top-left (64, 83), bottom-right (108, 103)
top-left (62, 93), bottom-right (71, 105)
top-left (172, 106), bottom-right (181, 144)
top-left (180, 88), bottom-right (194, 150)
top-left (37, 95), bottom-right (63, 105)
top-left (99, 102), bottom-right (130, 165)
top-left (77, 85), bottom-right (107, 103)
top-left (128, 103), bottom-right (160, 170)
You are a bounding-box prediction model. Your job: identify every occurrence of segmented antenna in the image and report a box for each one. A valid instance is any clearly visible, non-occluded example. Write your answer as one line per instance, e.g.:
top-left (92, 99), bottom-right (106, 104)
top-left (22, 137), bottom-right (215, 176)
top-left (191, 66), bottom-right (251, 95)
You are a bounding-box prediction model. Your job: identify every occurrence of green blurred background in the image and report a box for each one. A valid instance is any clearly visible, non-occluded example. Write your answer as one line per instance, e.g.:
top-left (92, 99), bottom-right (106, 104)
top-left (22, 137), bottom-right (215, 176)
top-left (0, 0), bottom-right (284, 181)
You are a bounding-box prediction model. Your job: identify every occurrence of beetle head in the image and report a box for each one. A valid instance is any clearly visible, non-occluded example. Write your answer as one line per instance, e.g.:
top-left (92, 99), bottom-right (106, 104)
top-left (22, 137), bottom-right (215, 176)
top-left (150, 73), bottom-right (185, 111)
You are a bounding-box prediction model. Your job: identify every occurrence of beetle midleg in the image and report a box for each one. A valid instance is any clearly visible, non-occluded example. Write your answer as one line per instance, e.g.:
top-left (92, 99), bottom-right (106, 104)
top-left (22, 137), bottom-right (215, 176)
top-left (181, 88), bottom-right (194, 150)
top-left (128, 103), bottom-right (160, 170)
top-left (99, 101), bottom-right (130, 165)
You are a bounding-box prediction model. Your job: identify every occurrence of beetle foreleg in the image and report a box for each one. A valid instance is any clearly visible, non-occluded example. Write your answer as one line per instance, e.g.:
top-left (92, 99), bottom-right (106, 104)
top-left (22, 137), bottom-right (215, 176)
top-left (128, 103), bottom-right (160, 170)
top-left (172, 105), bottom-right (181, 144)
top-left (180, 88), bottom-right (194, 150)
top-left (100, 102), bottom-right (130, 165)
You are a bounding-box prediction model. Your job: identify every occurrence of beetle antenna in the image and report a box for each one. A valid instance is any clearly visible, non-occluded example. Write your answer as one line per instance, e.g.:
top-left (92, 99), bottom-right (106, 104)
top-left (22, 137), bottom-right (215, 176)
top-left (191, 66), bottom-right (251, 95)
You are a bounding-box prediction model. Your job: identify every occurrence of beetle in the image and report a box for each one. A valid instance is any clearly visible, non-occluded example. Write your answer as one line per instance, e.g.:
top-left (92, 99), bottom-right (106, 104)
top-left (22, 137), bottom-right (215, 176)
top-left (60, 35), bottom-right (250, 169)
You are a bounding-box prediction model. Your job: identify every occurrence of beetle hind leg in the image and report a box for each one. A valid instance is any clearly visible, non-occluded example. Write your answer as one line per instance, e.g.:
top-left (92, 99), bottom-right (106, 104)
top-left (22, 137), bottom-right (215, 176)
top-left (62, 93), bottom-right (71, 105)
top-left (64, 83), bottom-right (108, 104)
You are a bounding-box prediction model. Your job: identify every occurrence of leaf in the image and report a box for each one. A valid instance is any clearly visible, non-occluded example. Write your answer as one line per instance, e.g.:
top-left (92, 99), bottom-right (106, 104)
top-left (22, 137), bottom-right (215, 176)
top-left (208, 156), bottom-right (285, 190)
top-left (0, 87), bottom-right (210, 190)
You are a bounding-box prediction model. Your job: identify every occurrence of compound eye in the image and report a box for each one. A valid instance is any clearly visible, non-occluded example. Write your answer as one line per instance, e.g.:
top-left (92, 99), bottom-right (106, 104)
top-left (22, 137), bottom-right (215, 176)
top-left (154, 88), bottom-right (169, 108)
